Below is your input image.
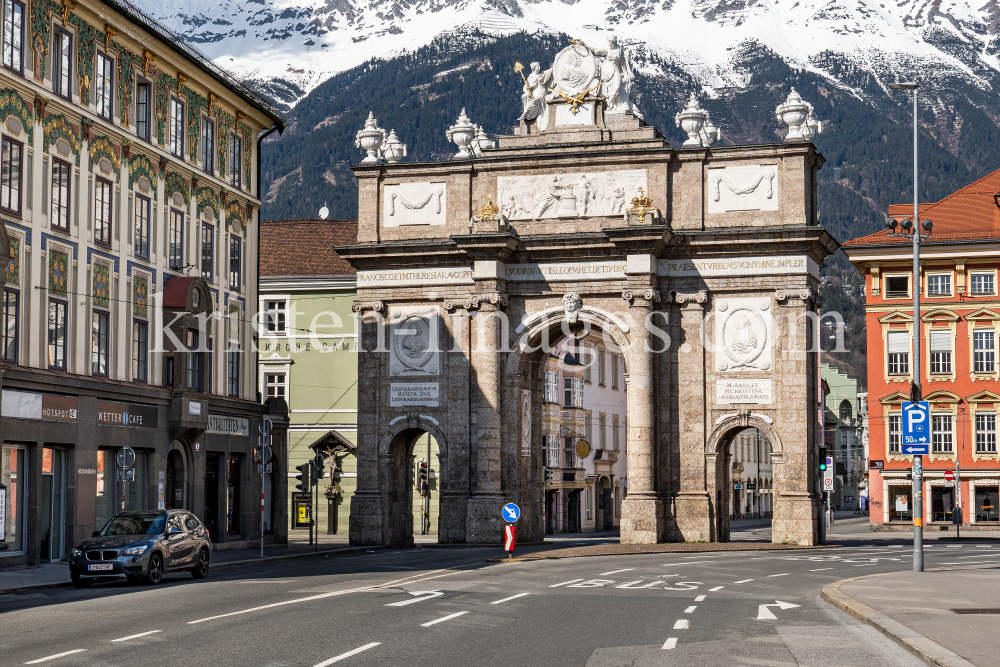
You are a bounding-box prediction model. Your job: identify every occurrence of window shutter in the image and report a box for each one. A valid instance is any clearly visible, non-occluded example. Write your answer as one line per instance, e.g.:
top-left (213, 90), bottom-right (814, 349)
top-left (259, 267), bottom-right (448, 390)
top-left (929, 330), bottom-right (952, 352)
top-left (887, 331), bottom-right (909, 353)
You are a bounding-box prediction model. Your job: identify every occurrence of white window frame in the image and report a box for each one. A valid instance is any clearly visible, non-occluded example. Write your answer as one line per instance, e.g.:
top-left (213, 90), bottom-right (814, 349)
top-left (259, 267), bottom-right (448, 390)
top-left (975, 412), bottom-right (997, 454)
top-left (94, 50), bottom-right (114, 120)
top-left (264, 299), bottom-right (288, 336)
top-left (926, 272), bottom-right (952, 297)
top-left (970, 271), bottom-right (996, 296)
top-left (886, 331), bottom-right (910, 376)
top-left (932, 413), bottom-right (953, 453)
top-left (543, 370), bottom-right (559, 404)
top-left (888, 413), bottom-right (902, 454)
top-left (264, 371), bottom-right (286, 400)
top-left (973, 329), bottom-right (996, 374)
top-left (169, 97), bottom-right (185, 158)
top-left (883, 273), bottom-right (911, 300)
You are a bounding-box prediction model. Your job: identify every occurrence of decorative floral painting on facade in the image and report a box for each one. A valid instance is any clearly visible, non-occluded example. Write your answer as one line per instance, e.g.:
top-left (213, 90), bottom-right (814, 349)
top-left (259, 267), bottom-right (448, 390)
top-left (0, 88), bottom-right (34, 146)
top-left (184, 87), bottom-right (207, 164)
top-left (88, 137), bottom-right (121, 181)
top-left (133, 275), bottom-right (148, 318)
top-left (225, 200), bottom-right (246, 232)
top-left (6, 237), bottom-right (18, 284)
top-left (68, 15), bottom-right (103, 102)
top-left (164, 172), bottom-right (190, 206)
top-left (93, 263), bottom-right (110, 308)
top-left (195, 187), bottom-right (220, 221)
top-left (214, 106), bottom-right (234, 179)
top-left (48, 250), bottom-right (68, 296)
top-left (240, 122), bottom-right (252, 191)
top-left (43, 115), bottom-right (81, 164)
top-left (113, 45), bottom-right (141, 128)
top-left (30, 0), bottom-right (60, 81)
top-left (155, 72), bottom-right (177, 146)
top-left (128, 153), bottom-right (158, 200)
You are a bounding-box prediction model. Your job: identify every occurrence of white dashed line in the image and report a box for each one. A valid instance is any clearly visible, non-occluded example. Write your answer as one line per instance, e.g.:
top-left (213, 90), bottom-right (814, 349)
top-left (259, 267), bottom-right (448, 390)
top-left (491, 593), bottom-right (530, 604)
top-left (663, 561), bottom-right (716, 566)
top-left (549, 579), bottom-right (584, 588)
top-left (662, 638), bottom-right (678, 650)
top-left (709, 586), bottom-right (725, 592)
top-left (684, 606), bottom-right (697, 613)
top-left (694, 595), bottom-right (706, 602)
top-left (599, 569), bottom-right (634, 576)
top-left (734, 579), bottom-right (754, 584)
top-left (24, 650), bottom-right (88, 665)
top-left (314, 643), bottom-right (381, 666)
top-left (941, 560), bottom-right (999, 566)
top-left (673, 619), bottom-right (690, 630)
top-left (421, 611), bottom-right (469, 627)
top-left (810, 568), bottom-right (833, 572)
top-left (767, 573), bottom-right (789, 578)
top-left (111, 630), bottom-right (162, 642)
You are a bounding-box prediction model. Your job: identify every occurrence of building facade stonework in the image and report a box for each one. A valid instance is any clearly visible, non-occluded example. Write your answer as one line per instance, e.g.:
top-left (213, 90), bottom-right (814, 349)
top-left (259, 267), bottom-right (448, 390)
top-left (339, 46), bottom-right (837, 547)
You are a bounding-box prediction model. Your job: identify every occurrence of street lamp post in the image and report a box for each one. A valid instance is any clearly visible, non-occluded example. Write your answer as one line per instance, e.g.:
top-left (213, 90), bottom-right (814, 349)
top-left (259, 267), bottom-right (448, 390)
top-left (886, 80), bottom-right (932, 573)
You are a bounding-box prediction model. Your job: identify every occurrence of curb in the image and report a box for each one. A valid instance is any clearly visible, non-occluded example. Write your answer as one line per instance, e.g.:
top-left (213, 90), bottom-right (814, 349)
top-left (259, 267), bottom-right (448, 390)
top-left (511, 542), bottom-right (840, 561)
top-left (821, 573), bottom-right (977, 667)
top-left (0, 545), bottom-right (393, 596)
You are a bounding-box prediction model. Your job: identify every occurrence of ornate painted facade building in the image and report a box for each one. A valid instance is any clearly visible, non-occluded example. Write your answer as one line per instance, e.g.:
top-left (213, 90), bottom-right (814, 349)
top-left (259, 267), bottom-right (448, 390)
top-left (0, 0), bottom-right (285, 568)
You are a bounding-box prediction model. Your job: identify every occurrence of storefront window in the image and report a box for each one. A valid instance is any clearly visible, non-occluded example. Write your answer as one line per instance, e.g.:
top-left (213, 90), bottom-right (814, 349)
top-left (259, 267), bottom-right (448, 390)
top-left (931, 487), bottom-right (955, 523)
top-left (1, 446), bottom-right (26, 552)
top-left (95, 449), bottom-right (115, 530)
top-left (126, 451), bottom-right (148, 512)
top-left (976, 487), bottom-right (999, 522)
top-left (888, 486), bottom-right (912, 521)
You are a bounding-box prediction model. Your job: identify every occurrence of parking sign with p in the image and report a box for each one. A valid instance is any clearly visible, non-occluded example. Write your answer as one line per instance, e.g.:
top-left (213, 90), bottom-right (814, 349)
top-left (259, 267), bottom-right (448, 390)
top-left (901, 401), bottom-right (930, 455)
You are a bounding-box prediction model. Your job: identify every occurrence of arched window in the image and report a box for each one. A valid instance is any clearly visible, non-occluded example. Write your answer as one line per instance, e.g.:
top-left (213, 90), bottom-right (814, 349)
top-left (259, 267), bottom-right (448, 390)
top-left (839, 400), bottom-right (852, 420)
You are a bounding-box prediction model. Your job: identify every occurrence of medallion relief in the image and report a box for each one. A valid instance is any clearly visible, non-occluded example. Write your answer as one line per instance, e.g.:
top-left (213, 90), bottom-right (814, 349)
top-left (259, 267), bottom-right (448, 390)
top-left (715, 298), bottom-right (772, 372)
top-left (389, 306), bottom-right (440, 377)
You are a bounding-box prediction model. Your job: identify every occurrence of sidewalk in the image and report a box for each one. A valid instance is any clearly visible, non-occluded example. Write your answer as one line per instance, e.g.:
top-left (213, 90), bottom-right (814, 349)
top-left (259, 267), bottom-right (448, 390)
top-left (0, 535), bottom-right (389, 595)
top-left (823, 563), bottom-right (1000, 667)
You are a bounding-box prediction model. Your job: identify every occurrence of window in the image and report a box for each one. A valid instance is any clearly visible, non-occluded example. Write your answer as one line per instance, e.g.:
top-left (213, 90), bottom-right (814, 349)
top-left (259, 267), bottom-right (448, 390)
top-left (585, 486), bottom-right (592, 521)
top-left (932, 414), bottom-right (953, 453)
top-left (839, 400), bottom-right (852, 421)
top-left (169, 98), bottom-right (185, 157)
top-left (975, 412), bottom-right (997, 453)
top-left (201, 223), bottom-right (214, 281)
top-left (50, 158), bottom-right (70, 230)
top-left (135, 80), bottom-right (151, 141)
top-left (2, 288), bottom-right (17, 362)
top-left (543, 369), bottom-right (558, 404)
top-left (92, 309), bottom-right (109, 376)
top-left (47, 298), bottom-right (67, 369)
top-left (599, 414), bottom-right (607, 448)
top-left (887, 331), bottom-right (909, 375)
top-left (598, 349), bottom-right (605, 386)
top-left (974, 330), bottom-right (995, 374)
top-left (1, 135), bottom-right (21, 214)
top-left (2, 0), bottom-right (24, 74)
top-left (583, 346), bottom-right (591, 383)
top-left (187, 329), bottom-right (202, 391)
top-left (265, 372), bottom-right (286, 399)
top-left (612, 414), bottom-right (620, 450)
top-left (229, 133), bottom-right (242, 188)
top-left (132, 319), bottom-right (147, 382)
top-left (884, 275), bottom-right (909, 299)
top-left (888, 414), bottom-right (901, 454)
top-left (95, 52), bottom-right (113, 119)
top-left (52, 28), bottom-right (71, 99)
top-left (206, 336), bottom-right (213, 394)
top-left (971, 272), bottom-right (995, 296)
top-left (929, 330), bottom-right (952, 374)
top-left (201, 117), bottom-right (215, 173)
top-left (1, 446), bottom-right (26, 552)
top-left (927, 273), bottom-right (951, 296)
top-left (227, 306), bottom-right (240, 397)
top-left (94, 177), bottom-right (112, 245)
top-left (134, 194), bottom-right (150, 259)
top-left (264, 300), bottom-right (286, 334)
top-left (544, 434), bottom-right (559, 468)
top-left (611, 354), bottom-right (619, 389)
top-left (975, 487), bottom-right (999, 522)
top-left (564, 377), bottom-right (583, 408)
top-left (169, 209), bottom-right (184, 270)
top-left (229, 235), bottom-right (242, 290)
top-left (563, 437), bottom-right (575, 469)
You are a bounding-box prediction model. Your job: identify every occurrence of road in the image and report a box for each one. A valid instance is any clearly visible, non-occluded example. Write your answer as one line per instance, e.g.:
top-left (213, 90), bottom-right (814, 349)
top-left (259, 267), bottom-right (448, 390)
top-left (2, 526), bottom-right (995, 666)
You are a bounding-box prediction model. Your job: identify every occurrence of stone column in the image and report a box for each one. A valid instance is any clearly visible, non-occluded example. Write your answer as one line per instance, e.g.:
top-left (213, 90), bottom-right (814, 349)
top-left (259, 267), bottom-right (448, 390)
top-left (673, 291), bottom-right (714, 541)
top-left (349, 301), bottom-right (385, 545)
top-left (466, 293), bottom-right (508, 544)
top-left (620, 287), bottom-right (665, 544)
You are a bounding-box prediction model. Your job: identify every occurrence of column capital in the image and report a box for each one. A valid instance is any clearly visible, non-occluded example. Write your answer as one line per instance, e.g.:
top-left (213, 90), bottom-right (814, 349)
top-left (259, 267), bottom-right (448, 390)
top-left (444, 292), bottom-right (508, 311)
top-left (674, 290), bottom-right (707, 307)
top-left (622, 287), bottom-right (661, 307)
top-left (775, 288), bottom-right (813, 306)
top-left (352, 300), bottom-right (384, 315)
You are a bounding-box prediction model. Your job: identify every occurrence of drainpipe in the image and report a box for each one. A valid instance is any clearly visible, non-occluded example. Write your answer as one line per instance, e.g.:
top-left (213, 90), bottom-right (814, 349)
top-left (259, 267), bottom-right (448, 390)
top-left (255, 122), bottom-right (284, 403)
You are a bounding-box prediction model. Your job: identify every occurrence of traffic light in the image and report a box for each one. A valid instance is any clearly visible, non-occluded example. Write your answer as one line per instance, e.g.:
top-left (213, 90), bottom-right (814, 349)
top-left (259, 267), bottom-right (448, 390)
top-left (311, 455), bottom-right (324, 484)
top-left (295, 463), bottom-right (311, 493)
top-left (418, 460), bottom-right (428, 495)
top-left (543, 467), bottom-right (552, 483)
top-left (905, 467), bottom-right (913, 479)
top-left (818, 447), bottom-right (828, 472)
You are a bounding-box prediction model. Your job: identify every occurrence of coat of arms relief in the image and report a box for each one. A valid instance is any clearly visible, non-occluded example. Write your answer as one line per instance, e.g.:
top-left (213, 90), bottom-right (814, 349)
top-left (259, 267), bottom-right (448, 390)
top-left (715, 298), bottom-right (773, 372)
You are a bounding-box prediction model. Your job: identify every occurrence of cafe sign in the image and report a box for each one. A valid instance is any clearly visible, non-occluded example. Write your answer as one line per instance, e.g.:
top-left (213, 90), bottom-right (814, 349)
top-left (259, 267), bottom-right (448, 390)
top-left (97, 401), bottom-right (158, 428)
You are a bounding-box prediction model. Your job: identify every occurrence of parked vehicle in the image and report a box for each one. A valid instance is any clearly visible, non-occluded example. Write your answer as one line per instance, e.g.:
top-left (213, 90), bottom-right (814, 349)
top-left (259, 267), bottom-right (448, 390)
top-left (69, 510), bottom-right (212, 587)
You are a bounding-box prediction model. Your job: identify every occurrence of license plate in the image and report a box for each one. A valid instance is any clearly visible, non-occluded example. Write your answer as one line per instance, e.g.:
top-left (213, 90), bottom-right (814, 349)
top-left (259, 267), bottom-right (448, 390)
top-left (88, 563), bottom-right (113, 571)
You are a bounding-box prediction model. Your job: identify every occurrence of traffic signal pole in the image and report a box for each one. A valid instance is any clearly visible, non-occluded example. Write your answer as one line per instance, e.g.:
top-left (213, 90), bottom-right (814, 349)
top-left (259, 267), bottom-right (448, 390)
top-left (910, 84), bottom-right (924, 574)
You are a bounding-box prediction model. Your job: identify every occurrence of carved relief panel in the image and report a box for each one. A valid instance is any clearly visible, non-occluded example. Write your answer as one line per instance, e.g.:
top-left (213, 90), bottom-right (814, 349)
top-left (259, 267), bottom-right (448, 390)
top-left (715, 298), bottom-right (773, 372)
top-left (388, 306), bottom-right (440, 377)
top-left (707, 165), bottom-right (779, 213)
top-left (383, 182), bottom-right (447, 227)
top-left (497, 169), bottom-right (646, 220)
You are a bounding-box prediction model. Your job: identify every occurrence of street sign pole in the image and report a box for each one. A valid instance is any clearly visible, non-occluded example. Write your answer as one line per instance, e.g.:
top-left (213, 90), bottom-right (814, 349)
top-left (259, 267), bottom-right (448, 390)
top-left (914, 454), bottom-right (923, 571)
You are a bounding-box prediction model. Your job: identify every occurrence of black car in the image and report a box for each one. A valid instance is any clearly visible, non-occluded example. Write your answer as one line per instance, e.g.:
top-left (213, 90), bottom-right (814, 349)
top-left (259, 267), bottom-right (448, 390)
top-left (69, 510), bottom-right (212, 587)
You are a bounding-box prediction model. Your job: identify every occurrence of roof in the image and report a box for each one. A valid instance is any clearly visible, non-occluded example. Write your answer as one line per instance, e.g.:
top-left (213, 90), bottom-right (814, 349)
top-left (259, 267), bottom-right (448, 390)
top-left (260, 220), bottom-right (358, 277)
top-left (843, 168), bottom-right (1000, 248)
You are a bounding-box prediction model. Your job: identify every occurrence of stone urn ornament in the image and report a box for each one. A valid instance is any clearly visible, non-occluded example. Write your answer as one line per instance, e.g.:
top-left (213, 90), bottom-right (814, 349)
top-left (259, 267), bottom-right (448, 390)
top-left (354, 112), bottom-right (388, 163)
top-left (446, 108), bottom-right (477, 159)
top-left (471, 126), bottom-right (496, 158)
top-left (382, 129), bottom-right (407, 163)
top-left (675, 93), bottom-right (718, 148)
top-left (776, 88), bottom-right (822, 142)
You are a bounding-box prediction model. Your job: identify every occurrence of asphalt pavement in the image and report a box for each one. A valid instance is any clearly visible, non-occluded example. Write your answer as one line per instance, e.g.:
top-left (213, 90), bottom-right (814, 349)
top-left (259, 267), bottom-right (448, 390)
top-left (1, 520), bottom-right (995, 666)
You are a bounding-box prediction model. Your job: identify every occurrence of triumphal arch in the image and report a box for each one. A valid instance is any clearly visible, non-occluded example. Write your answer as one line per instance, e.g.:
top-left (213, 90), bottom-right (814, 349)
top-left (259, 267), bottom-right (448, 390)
top-left (340, 39), bottom-right (837, 547)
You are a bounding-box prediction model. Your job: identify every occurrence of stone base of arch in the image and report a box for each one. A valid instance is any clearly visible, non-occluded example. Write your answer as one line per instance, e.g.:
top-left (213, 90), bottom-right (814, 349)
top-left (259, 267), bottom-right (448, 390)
top-left (674, 492), bottom-right (714, 543)
top-left (772, 491), bottom-right (822, 546)
top-left (467, 493), bottom-right (507, 545)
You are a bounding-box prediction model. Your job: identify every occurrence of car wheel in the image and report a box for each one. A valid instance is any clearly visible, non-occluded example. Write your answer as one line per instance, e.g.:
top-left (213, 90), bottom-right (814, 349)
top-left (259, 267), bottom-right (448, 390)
top-left (144, 553), bottom-right (164, 585)
top-left (71, 575), bottom-right (92, 588)
top-left (191, 549), bottom-right (210, 579)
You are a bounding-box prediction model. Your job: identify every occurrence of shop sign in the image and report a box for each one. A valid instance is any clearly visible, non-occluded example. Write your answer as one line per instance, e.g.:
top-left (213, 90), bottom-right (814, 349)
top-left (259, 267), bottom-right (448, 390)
top-left (1, 390), bottom-right (78, 421)
top-left (97, 401), bottom-right (158, 428)
top-left (895, 495), bottom-right (908, 512)
top-left (869, 460), bottom-right (884, 470)
top-left (207, 414), bottom-right (250, 437)
top-left (733, 483), bottom-right (744, 490)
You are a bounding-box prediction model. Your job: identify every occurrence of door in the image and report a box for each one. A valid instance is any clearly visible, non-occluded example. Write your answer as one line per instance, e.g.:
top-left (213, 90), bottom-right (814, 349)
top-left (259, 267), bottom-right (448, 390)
top-left (227, 456), bottom-right (241, 537)
top-left (204, 455), bottom-right (220, 541)
top-left (602, 486), bottom-right (612, 530)
top-left (164, 512), bottom-right (188, 567)
top-left (166, 450), bottom-right (185, 509)
top-left (40, 448), bottom-right (66, 562)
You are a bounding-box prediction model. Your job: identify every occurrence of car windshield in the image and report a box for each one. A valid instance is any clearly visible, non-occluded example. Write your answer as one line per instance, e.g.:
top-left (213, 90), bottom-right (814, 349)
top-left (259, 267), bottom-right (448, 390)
top-left (100, 515), bottom-right (165, 536)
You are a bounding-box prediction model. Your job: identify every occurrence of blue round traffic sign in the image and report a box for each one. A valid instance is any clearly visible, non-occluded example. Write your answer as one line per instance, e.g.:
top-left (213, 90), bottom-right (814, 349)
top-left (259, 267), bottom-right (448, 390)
top-left (502, 503), bottom-right (520, 522)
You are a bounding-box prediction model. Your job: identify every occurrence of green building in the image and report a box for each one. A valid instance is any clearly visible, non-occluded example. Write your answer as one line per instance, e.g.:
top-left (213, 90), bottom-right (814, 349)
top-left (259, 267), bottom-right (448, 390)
top-left (259, 220), bottom-right (359, 535)
top-left (821, 362), bottom-right (864, 511)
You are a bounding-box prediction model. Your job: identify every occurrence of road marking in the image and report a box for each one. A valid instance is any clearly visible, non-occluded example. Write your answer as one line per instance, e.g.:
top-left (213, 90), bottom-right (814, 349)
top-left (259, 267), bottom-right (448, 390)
top-left (767, 573), bottom-right (789, 578)
top-left (684, 606), bottom-right (697, 613)
top-left (958, 554), bottom-right (1000, 559)
top-left (708, 586), bottom-right (725, 592)
top-left (188, 569), bottom-right (462, 624)
top-left (24, 650), bottom-right (87, 664)
top-left (491, 593), bottom-right (531, 604)
top-left (421, 611), bottom-right (469, 627)
top-left (662, 561), bottom-right (715, 566)
top-left (734, 579), bottom-right (754, 584)
top-left (549, 579), bottom-right (584, 588)
top-left (946, 545), bottom-right (962, 548)
top-left (810, 568), bottom-right (833, 572)
top-left (387, 591), bottom-right (444, 606)
top-left (694, 595), bottom-right (706, 602)
top-left (673, 619), bottom-right (690, 630)
top-left (111, 630), bottom-right (162, 642)
top-left (941, 560), bottom-right (999, 565)
top-left (977, 545), bottom-right (992, 548)
top-left (662, 638), bottom-right (678, 650)
top-left (314, 643), bottom-right (381, 666)
top-left (757, 600), bottom-right (800, 620)
top-left (599, 569), bottom-right (634, 575)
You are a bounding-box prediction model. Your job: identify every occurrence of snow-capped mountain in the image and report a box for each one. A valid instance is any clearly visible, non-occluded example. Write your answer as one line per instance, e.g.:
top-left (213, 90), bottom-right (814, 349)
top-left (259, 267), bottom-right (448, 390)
top-left (146, 0), bottom-right (1000, 108)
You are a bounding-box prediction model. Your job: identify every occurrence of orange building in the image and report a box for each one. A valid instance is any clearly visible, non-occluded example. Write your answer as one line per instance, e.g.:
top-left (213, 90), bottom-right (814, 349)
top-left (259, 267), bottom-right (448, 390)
top-left (844, 170), bottom-right (1000, 530)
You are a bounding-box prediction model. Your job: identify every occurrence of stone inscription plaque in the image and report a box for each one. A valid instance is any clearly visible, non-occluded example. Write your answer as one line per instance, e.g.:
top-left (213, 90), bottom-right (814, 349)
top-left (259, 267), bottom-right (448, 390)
top-left (658, 255), bottom-right (818, 278)
top-left (357, 267), bottom-right (474, 287)
top-left (504, 260), bottom-right (627, 281)
top-left (497, 169), bottom-right (646, 220)
top-left (716, 379), bottom-right (772, 404)
top-left (390, 383), bottom-right (440, 407)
